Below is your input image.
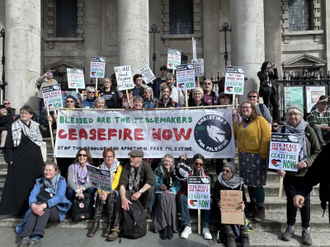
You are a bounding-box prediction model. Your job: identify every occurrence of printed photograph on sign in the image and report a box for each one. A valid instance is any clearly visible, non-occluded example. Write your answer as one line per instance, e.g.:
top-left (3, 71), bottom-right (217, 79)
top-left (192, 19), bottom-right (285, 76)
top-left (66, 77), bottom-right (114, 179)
top-left (268, 133), bottom-right (299, 172)
top-left (176, 64), bottom-right (195, 90)
top-left (167, 48), bottom-right (181, 69)
top-left (67, 68), bottom-right (85, 89)
top-left (224, 66), bottom-right (245, 95)
top-left (86, 165), bottom-right (112, 192)
top-left (42, 85), bottom-right (63, 111)
top-left (191, 59), bottom-right (204, 77)
top-left (138, 64), bottom-right (156, 84)
top-left (90, 56), bottom-right (106, 78)
top-left (187, 176), bottom-right (211, 210)
top-left (114, 65), bottom-right (134, 91)
top-left (284, 86), bottom-right (304, 113)
top-left (305, 86), bottom-right (326, 113)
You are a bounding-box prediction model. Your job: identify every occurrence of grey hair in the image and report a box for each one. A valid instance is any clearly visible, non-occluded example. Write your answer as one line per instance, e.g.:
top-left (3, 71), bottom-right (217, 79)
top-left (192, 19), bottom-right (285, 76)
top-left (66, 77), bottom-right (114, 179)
top-left (93, 97), bottom-right (107, 109)
top-left (161, 153), bottom-right (175, 171)
top-left (286, 108), bottom-right (303, 118)
top-left (145, 87), bottom-right (154, 98)
top-left (103, 77), bottom-right (111, 83)
top-left (133, 95), bottom-right (144, 104)
top-left (203, 79), bottom-right (213, 87)
top-left (86, 86), bottom-right (95, 93)
top-left (166, 73), bottom-right (175, 81)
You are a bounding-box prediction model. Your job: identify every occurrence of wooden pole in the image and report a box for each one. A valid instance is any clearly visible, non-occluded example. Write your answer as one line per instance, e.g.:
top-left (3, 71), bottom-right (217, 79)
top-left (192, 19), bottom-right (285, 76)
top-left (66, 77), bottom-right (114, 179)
top-left (95, 77), bottom-right (98, 91)
top-left (185, 90), bottom-right (188, 107)
top-left (46, 102), bottom-right (57, 165)
top-left (279, 176), bottom-right (283, 197)
top-left (198, 209), bottom-right (201, 234)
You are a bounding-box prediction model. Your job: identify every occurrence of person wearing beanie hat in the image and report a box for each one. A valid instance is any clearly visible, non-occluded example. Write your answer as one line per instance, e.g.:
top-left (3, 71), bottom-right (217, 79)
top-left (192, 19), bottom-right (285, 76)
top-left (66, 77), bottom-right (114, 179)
top-left (188, 87), bottom-right (209, 107)
top-left (213, 162), bottom-right (250, 247)
top-left (277, 105), bottom-right (320, 245)
top-left (307, 97), bottom-right (330, 148)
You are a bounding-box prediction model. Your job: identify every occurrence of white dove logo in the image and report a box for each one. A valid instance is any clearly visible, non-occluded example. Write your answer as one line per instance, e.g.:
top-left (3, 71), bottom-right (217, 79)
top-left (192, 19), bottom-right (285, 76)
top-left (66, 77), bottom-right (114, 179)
top-left (207, 125), bottom-right (226, 143)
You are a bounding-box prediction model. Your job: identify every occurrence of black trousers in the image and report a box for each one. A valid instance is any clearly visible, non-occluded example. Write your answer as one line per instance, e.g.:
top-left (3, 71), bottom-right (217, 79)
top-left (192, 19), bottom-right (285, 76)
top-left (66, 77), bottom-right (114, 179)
top-left (263, 92), bottom-right (280, 122)
top-left (21, 207), bottom-right (60, 238)
top-left (283, 175), bottom-right (311, 228)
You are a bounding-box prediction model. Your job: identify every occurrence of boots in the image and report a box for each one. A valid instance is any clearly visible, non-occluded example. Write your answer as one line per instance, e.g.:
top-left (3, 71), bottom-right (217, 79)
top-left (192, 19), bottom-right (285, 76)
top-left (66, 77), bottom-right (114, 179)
top-left (245, 202), bottom-right (256, 218)
top-left (227, 233), bottom-right (237, 247)
top-left (87, 220), bottom-right (100, 237)
top-left (254, 207), bottom-right (265, 222)
top-left (102, 221), bottom-right (112, 237)
top-left (241, 233), bottom-right (251, 247)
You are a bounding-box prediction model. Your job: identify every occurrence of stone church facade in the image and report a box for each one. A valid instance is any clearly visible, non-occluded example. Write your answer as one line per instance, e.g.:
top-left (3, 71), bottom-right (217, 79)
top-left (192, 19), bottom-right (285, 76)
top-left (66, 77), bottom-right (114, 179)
top-left (0, 0), bottom-right (328, 112)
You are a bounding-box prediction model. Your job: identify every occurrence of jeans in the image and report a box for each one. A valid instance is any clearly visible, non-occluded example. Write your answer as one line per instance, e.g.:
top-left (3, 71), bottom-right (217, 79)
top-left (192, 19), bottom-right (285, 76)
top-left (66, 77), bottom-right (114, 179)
top-left (284, 175), bottom-right (311, 228)
top-left (177, 194), bottom-right (213, 228)
top-left (39, 99), bottom-right (46, 127)
top-left (66, 187), bottom-right (96, 203)
top-left (312, 126), bottom-right (330, 147)
top-left (263, 92), bottom-right (279, 122)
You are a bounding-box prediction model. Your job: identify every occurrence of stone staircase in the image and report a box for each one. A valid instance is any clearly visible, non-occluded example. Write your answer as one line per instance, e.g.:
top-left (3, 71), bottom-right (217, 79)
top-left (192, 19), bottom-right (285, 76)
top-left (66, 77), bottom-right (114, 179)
top-left (0, 139), bottom-right (329, 246)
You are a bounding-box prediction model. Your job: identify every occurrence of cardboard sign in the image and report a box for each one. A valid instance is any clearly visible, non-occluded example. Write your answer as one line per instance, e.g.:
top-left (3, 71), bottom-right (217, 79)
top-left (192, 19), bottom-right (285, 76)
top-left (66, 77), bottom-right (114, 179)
top-left (224, 66), bottom-right (245, 95)
top-left (192, 37), bottom-right (197, 61)
top-left (90, 57), bottom-right (106, 78)
top-left (114, 65), bottom-right (134, 91)
top-left (191, 58), bottom-right (204, 77)
top-left (167, 48), bottom-right (181, 69)
top-left (138, 64), bottom-right (156, 84)
top-left (176, 64), bottom-right (195, 90)
top-left (220, 190), bottom-right (244, 225)
top-left (67, 68), bottom-right (85, 89)
top-left (86, 165), bottom-right (112, 192)
top-left (187, 176), bottom-right (211, 210)
top-left (42, 85), bottom-right (63, 111)
top-left (269, 133), bottom-right (299, 172)
top-left (306, 86), bottom-right (326, 113)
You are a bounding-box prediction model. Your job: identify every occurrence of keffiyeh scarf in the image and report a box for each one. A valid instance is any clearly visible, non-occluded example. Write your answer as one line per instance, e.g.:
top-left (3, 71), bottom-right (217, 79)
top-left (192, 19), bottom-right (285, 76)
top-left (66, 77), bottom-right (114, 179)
top-left (100, 159), bottom-right (120, 182)
top-left (218, 173), bottom-right (244, 189)
top-left (11, 119), bottom-right (42, 147)
top-left (128, 163), bottom-right (144, 193)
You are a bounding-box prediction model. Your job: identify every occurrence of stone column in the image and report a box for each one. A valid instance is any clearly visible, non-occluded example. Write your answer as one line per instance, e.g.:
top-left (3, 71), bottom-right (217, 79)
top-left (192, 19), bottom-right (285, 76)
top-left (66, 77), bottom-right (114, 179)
top-left (230, 0), bottom-right (265, 102)
top-left (5, 0), bottom-right (41, 111)
top-left (118, 0), bottom-right (149, 75)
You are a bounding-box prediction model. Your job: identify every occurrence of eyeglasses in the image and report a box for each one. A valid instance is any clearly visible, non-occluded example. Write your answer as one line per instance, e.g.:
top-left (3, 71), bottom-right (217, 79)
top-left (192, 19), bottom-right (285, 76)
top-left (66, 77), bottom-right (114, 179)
top-left (78, 154), bottom-right (87, 157)
top-left (66, 100), bottom-right (74, 103)
top-left (242, 106), bottom-right (251, 109)
top-left (105, 156), bottom-right (114, 159)
top-left (204, 83), bottom-right (212, 85)
top-left (3, 103), bottom-right (10, 105)
top-left (88, 92), bottom-right (95, 94)
top-left (194, 162), bottom-right (203, 166)
top-left (272, 125), bottom-right (279, 128)
top-left (248, 95), bottom-right (257, 98)
top-left (222, 169), bottom-right (231, 173)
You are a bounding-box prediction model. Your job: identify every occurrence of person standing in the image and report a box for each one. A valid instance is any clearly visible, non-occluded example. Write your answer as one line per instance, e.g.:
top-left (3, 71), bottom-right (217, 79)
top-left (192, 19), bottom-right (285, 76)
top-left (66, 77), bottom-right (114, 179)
top-left (0, 105), bottom-right (44, 215)
top-left (152, 65), bottom-right (168, 100)
top-left (36, 71), bottom-right (59, 127)
top-left (0, 105), bottom-right (13, 154)
top-left (83, 87), bottom-right (97, 108)
top-left (99, 78), bottom-right (121, 109)
top-left (132, 74), bottom-right (145, 97)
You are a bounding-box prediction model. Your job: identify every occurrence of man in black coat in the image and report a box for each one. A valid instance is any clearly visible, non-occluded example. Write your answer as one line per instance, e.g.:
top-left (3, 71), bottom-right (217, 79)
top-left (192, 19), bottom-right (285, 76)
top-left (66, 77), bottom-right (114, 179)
top-left (0, 105), bottom-right (13, 154)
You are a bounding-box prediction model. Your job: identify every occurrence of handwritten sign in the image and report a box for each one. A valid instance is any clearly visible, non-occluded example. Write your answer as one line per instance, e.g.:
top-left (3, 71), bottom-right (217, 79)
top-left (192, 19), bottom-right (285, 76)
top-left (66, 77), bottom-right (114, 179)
top-left (138, 64), bottom-right (156, 84)
top-left (224, 66), bottom-right (245, 95)
top-left (167, 48), bottom-right (181, 69)
top-left (42, 85), bottom-right (63, 111)
top-left (191, 58), bottom-right (204, 77)
top-left (67, 68), bottom-right (85, 89)
top-left (86, 165), bottom-right (112, 192)
top-left (221, 190), bottom-right (244, 225)
top-left (114, 65), bottom-right (134, 91)
top-left (176, 64), bottom-right (195, 91)
top-left (192, 37), bottom-right (197, 61)
top-left (90, 57), bottom-right (106, 78)
top-left (187, 176), bottom-right (211, 210)
top-left (269, 133), bottom-right (299, 172)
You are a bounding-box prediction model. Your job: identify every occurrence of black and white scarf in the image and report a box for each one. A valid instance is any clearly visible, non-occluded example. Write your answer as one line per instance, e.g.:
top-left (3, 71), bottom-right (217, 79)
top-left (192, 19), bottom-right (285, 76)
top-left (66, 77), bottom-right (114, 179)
top-left (128, 163), bottom-right (144, 193)
top-left (11, 119), bottom-right (42, 147)
top-left (100, 159), bottom-right (120, 182)
top-left (218, 173), bottom-right (244, 190)
top-left (192, 165), bottom-right (205, 177)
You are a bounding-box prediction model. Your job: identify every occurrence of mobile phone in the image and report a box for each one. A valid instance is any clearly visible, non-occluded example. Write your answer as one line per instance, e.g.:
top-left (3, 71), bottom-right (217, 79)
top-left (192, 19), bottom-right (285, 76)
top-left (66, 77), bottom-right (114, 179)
top-left (48, 72), bottom-right (53, 76)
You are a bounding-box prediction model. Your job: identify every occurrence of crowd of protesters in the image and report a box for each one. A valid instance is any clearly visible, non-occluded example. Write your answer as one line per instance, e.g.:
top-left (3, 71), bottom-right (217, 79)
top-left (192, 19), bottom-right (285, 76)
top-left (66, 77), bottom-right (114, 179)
top-left (0, 62), bottom-right (328, 247)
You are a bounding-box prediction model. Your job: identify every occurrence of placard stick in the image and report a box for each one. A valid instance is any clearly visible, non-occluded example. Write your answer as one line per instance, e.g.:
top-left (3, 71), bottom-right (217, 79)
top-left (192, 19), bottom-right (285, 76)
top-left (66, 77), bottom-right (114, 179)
top-left (95, 77), bottom-right (98, 91)
top-left (126, 89), bottom-right (129, 103)
top-left (279, 176), bottom-right (284, 197)
top-left (185, 90), bottom-right (188, 107)
top-left (46, 102), bottom-right (57, 165)
top-left (198, 209), bottom-right (201, 234)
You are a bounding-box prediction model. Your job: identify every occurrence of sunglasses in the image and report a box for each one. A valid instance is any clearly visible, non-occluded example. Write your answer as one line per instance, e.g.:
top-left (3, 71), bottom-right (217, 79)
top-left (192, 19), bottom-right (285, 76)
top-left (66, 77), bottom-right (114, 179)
top-left (194, 162), bottom-right (203, 166)
top-left (3, 103), bottom-right (10, 105)
top-left (204, 83), bottom-right (212, 85)
top-left (78, 154), bottom-right (88, 157)
top-left (88, 92), bottom-right (95, 94)
top-left (222, 169), bottom-right (231, 173)
top-left (272, 125), bottom-right (279, 127)
top-left (248, 95), bottom-right (257, 98)
top-left (66, 100), bottom-right (74, 103)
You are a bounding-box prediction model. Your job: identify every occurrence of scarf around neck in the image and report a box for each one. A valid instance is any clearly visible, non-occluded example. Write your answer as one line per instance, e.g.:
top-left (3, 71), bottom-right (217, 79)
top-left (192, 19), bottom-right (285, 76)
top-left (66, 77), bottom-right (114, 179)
top-left (72, 162), bottom-right (90, 186)
top-left (100, 159), bottom-right (120, 182)
top-left (43, 173), bottom-right (61, 195)
top-left (284, 118), bottom-right (308, 161)
top-left (129, 162), bottom-right (143, 193)
top-left (218, 172), bottom-right (243, 190)
top-left (192, 165), bottom-right (205, 177)
top-left (11, 119), bottom-right (42, 147)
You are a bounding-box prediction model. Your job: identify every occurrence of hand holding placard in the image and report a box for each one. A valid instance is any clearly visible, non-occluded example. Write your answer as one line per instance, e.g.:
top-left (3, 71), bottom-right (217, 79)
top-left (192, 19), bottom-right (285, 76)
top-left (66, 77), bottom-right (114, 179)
top-left (220, 190), bottom-right (244, 225)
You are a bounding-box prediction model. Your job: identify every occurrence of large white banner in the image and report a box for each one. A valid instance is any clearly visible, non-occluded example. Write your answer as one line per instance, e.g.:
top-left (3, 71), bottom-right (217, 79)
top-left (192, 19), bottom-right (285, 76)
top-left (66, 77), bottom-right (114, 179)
top-left (54, 109), bottom-right (235, 158)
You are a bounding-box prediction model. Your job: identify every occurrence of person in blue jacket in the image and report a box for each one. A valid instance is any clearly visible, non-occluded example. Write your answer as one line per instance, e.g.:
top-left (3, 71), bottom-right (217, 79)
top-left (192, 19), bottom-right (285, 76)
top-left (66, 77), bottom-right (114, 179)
top-left (16, 161), bottom-right (72, 247)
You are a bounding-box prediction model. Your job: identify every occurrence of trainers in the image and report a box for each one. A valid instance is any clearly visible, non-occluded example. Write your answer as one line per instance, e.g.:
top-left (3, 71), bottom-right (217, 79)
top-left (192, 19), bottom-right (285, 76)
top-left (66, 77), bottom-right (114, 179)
top-left (203, 227), bottom-right (212, 240)
top-left (302, 229), bottom-right (312, 246)
top-left (17, 237), bottom-right (31, 247)
top-left (281, 226), bottom-right (295, 241)
top-left (29, 238), bottom-right (41, 247)
top-left (145, 209), bottom-right (152, 220)
top-left (106, 227), bottom-right (120, 242)
top-left (180, 225), bottom-right (192, 239)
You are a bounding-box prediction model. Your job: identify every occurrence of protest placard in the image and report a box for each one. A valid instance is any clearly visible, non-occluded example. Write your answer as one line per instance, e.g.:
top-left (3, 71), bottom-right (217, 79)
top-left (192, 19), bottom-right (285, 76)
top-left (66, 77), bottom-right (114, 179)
top-left (220, 190), bottom-right (244, 225)
top-left (114, 65), bottom-right (134, 91)
top-left (86, 165), bottom-right (112, 192)
top-left (167, 48), bottom-right (181, 69)
top-left (42, 85), bottom-right (63, 111)
top-left (269, 133), bottom-right (299, 172)
top-left (284, 86), bottom-right (304, 113)
top-left (90, 57), bottom-right (106, 78)
top-left (224, 66), bottom-right (245, 95)
top-left (191, 59), bottom-right (204, 77)
top-left (187, 176), bottom-right (211, 210)
top-left (67, 68), bottom-right (85, 89)
top-left (306, 86), bottom-right (326, 113)
top-left (192, 37), bottom-right (197, 61)
top-left (176, 64), bottom-right (195, 91)
top-left (54, 108), bottom-right (235, 158)
top-left (138, 64), bottom-right (156, 84)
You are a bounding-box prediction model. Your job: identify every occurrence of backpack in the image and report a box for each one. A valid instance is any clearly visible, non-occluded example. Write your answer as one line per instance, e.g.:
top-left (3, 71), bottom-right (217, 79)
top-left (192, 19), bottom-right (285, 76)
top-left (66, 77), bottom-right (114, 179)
top-left (71, 193), bottom-right (94, 222)
top-left (121, 200), bottom-right (147, 239)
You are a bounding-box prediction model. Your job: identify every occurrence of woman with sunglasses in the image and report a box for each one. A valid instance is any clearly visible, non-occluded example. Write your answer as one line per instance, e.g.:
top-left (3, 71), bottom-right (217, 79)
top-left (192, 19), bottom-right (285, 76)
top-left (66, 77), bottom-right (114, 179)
top-left (83, 86), bottom-right (97, 109)
top-left (247, 90), bottom-right (272, 129)
top-left (203, 79), bottom-right (217, 106)
top-left (214, 162), bottom-right (250, 247)
top-left (66, 148), bottom-right (96, 203)
top-left (234, 101), bottom-right (271, 222)
top-left (177, 154), bottom-right (213, 240)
